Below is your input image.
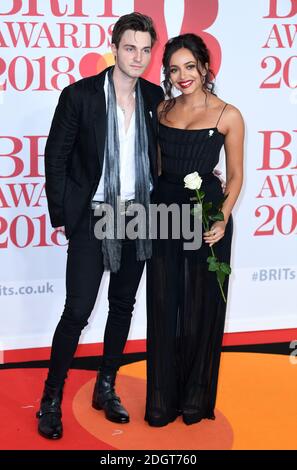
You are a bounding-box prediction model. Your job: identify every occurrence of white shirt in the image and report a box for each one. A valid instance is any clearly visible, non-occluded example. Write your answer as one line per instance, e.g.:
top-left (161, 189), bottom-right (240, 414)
top-left (93, 73), bottom-right (136, 201)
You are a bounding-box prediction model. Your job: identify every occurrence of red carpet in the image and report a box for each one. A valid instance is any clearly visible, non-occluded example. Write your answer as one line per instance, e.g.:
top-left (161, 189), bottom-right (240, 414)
top-left (0, 352), bottom-right (296, 450)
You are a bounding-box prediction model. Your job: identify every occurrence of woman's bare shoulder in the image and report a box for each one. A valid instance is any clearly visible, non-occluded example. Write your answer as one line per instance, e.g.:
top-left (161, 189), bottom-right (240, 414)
top-left (219, 103), bottom-right (245, 138)
top-left (223, 103), bottom-right (244, 126)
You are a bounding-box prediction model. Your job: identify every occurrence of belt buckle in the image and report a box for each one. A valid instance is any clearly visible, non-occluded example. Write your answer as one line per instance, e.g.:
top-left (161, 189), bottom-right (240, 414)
top-left (92, 200), bottom-right (135, 214)
top-left (120, 199), bottom-right (134, 215)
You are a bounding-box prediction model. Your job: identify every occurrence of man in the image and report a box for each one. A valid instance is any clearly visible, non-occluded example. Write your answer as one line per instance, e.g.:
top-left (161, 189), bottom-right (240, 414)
top-left (37, 12), bottom-right (164, 439)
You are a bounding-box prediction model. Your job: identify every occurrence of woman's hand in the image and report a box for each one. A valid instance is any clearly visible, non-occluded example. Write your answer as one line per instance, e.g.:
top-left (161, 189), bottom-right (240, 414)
top-left (203, 221), bottom-right (226, 247)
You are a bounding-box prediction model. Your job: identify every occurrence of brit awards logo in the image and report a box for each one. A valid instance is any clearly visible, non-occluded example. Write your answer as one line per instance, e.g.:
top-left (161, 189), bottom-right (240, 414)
top-left (0, 0), bottom-right (221, 90)
top-left (0, 0), bottom-right (221, 250)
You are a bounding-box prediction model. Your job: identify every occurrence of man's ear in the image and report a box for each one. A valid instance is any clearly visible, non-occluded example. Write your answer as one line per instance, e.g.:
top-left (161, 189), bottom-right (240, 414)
top-left (111, 43), bottom-right (117, 60)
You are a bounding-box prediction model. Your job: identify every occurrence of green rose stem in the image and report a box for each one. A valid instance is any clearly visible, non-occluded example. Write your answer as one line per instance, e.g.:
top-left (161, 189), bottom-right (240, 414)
top-left (195, 189), bottom-right (227, 303)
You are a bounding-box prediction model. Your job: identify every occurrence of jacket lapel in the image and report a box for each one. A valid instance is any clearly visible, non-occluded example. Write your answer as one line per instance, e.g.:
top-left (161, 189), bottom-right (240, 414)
top-left (92, 68), bottom-right (109, 171)
top-left (140, 79), bottom-right (157, 138)
top-left (139, 79), bottom-right (158, 180)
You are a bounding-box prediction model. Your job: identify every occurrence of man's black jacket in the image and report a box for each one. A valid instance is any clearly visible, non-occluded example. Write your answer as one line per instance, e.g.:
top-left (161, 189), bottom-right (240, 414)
top-left (45, 66), bottom-right (164, 238)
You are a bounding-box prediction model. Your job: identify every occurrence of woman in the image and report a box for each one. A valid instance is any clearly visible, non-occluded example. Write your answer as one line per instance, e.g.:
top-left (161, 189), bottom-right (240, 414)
top-left (145, 34), bottom-right (244, 426)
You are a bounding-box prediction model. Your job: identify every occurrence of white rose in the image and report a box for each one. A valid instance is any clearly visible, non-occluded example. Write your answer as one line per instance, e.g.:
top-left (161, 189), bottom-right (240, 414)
top-left (184, 172), bottom-right (202, 190)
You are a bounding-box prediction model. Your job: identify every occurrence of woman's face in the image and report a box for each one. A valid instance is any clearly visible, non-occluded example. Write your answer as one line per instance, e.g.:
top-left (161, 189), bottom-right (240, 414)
top-left (168, 47), bottom-right (206, 95)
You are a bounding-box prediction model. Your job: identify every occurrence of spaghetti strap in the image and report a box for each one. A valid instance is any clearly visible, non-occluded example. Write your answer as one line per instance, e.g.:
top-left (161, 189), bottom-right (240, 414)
top-left (215, 103), bottom-right (228, 127)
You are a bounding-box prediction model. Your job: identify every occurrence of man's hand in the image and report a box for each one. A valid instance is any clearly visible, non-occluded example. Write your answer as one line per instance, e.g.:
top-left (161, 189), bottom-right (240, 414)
top-left (55, 226), bottom-right (65, 235)
top-left (213, 168), bottom-right (226, 192)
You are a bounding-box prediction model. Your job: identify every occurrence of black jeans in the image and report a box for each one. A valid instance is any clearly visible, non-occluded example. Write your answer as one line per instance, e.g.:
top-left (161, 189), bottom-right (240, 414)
top-left (46, 209), bottom-right (145, 389)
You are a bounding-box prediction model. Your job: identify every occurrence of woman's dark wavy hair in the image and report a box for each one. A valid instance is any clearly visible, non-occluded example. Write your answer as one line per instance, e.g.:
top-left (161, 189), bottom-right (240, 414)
top-left (162, 33), bottom-right (216, 117)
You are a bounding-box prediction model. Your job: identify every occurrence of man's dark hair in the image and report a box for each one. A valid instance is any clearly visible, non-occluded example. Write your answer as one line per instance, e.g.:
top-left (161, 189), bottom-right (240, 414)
top-left (112, 12), bottom-right (157, 48)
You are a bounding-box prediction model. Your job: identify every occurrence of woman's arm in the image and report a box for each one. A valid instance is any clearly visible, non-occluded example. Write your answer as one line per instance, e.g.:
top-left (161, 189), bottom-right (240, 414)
top-left (204, 105), bottom-right (244, 246)
top-left (221, 105), bottom-right (245, 224)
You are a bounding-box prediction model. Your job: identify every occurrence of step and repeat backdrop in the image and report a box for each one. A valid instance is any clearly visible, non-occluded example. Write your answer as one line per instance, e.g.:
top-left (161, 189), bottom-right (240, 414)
top-left (0, 0), bottom-right (296, 352)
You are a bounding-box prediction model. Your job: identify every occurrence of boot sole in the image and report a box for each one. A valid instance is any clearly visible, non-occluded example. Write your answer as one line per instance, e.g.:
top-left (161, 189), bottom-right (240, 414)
top-left (92, 401), bottom-right (129, 423)
top-left (38, 428), bottom-right (63, 440)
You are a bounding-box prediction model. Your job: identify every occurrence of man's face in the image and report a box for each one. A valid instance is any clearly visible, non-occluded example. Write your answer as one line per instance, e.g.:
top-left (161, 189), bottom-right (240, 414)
top-left (112, 29), bottom-right (152, 78)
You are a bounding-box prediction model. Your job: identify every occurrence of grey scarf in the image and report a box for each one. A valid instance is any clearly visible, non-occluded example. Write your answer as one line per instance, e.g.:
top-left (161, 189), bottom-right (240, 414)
top-left (102, 68), bottom-right (152, 272)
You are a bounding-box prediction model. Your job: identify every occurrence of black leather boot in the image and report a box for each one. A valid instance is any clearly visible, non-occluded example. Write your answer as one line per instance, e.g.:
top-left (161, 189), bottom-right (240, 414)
top-left (36, 384), bottom-right (63, 439)
top-left (92, 370), bottom-right (129, 424)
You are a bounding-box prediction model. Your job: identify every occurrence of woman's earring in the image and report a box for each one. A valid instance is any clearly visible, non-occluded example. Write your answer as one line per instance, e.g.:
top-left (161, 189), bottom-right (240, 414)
top-left (202, 74), bottom-right (206, 84)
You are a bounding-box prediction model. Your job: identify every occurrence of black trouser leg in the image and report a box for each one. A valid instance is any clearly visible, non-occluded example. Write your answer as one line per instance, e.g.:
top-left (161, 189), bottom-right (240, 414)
top-left (101, 238), bottom-right (145, 373)
top-left (46, 212), bottom-right (104, 388)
